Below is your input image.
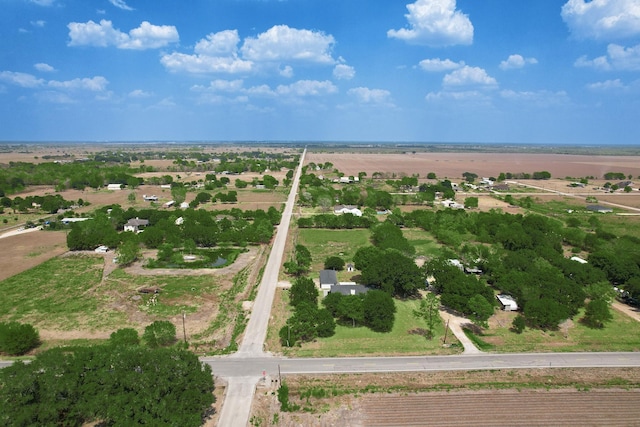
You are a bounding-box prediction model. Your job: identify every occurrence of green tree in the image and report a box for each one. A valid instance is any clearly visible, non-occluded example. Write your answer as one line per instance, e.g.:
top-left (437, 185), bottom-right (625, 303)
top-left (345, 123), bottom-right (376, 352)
top-left (338, 294), bottom-right (365, 327)
top-left (582, 298), bottom-right (613, 329)
top-left (316, 308), bottom-right (336, 337)
top-left (128, 192), bottom-right (136, 203)
top-left (116, 239), bottom-right (141, 266)
top-left (289, 276), bottom-right (319, 308)
top-left (0, 322), bottom-right (40, 355)
top-left (157, 242), bottom-right (174, 262)
top-left (464, 197), bottom-right (479, 208)
top-left (467, 295), bottom-right (494, 328)
top-left (511, 315), bottom-right (526, 334)
top-left (413, 293), bottom-right (440, 339)
top-left (171, 184), bottom-right (187, 204)
top-left (322, 292), bottom-right (343, 317)
top-left (143, 320), bottom-right (177, 348)
top-left (363, 290), bottom-right (396, 332)
top-left (324, 256), bottom-right (345, 271)
top-left (0, 345), bottom-right (214, 426)
top-left (109, 328), bottom-right (140, 347)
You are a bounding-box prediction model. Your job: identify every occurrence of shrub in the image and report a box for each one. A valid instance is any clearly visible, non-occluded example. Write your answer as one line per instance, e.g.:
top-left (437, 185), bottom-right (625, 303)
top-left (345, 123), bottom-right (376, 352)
top-left (0, 322), bottom-right (40, 355)
top-left (143, 321), bottom-right (177, 348)
top-left (109, 328), bottom-right (140, 347)
top-left (511, 315), bottom-right (526, 334)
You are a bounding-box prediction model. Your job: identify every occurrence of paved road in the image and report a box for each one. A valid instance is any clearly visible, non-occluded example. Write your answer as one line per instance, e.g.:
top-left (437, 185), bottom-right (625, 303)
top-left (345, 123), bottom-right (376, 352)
top-left (217, 148), bottom-right (306, 427)
top-left (204, 352), bottom-right (640, 379)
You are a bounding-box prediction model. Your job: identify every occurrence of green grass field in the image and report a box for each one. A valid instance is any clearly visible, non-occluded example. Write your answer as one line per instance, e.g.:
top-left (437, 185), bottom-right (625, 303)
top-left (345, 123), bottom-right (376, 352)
top-left (298, 228), bottom-right (371, 274)
top-left (481, 308), bottom-right (640, 353)
top-left (284, 299), bottom-right (461, 357)
top-left (0, 255), bottom-right (117, 330)
top-left (0, 254), bottom-right (224, 333)
top-left (402, 228), bottom-right (442, 257)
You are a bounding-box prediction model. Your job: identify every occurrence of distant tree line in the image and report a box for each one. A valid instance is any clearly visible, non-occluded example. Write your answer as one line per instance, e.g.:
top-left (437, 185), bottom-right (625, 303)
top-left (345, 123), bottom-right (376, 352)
top-left (66, 205), bottom-right (281, 253)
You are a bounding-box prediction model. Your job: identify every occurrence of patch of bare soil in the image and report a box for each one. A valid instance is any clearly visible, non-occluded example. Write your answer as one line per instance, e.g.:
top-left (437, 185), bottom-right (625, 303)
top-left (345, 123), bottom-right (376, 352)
top-left (0, 230), bottom-right (67, 281)
top-left (251, 368), bottom-right (640, 426)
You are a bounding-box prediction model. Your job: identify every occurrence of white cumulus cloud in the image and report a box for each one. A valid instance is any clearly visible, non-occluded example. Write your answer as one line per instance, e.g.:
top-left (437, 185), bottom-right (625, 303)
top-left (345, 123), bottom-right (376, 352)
top-left (129, 89), bottom-right (153, 98)
top-left (34, 63), bottom-right (55, 72)
top-left (419, 58), bottom-right (464, 71)
top-left (276, 80), bottom-right (337, 96)
top-left (587, 79), bottom-right (626, 90)
top-left (48, 76), bottom-right (109, 91)
top-left (0, 71), bottom-right (44, 88)
top-left (109, 0), bottom-right (134, 11)
top-left (499, 54), bottom-right (538, 70)
top-left (280, 66), bottom-right (294, 78)
top-left (241, 25), bottom-right (335, 64)
top-left (347, 87), bottom-right (392, 105)
top-left (67, 20), bottom-right (178, 50)
top-left (561, 0), bottom-right (640, 40)
top-left (443, 66), bottom-right (497, 87)
top-left (575, 43), bottom-right (640, 70)
top-left (333, 64), bottom-right (355, 80)
top-left (387, 0), bottom-right (473, 46)
top-left (161, 30), bottom-right (253, 74)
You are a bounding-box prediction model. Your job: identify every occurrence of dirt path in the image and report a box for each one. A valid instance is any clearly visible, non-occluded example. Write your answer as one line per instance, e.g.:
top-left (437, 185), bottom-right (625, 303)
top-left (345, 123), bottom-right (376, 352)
top-left (612, 301), bottom-right (640, 322)
top-left (439, 309), bottom-right (482, 354)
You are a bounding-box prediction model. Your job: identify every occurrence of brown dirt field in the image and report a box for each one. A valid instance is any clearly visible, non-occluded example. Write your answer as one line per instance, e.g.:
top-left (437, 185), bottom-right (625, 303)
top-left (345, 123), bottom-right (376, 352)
top-left (0, 230), bottom-right (67, 281)
top-left (306, 152), bottom-right (640, 180)
top-left (251, 368), bottom-right (640, 426)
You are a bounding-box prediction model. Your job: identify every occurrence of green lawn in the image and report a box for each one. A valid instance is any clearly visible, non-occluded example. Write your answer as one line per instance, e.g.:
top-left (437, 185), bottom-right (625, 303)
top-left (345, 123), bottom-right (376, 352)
top-left (298, 228), bottom-right (371, 275)
top-left (0, 255), bottom-right (114, 330)
top-left (482, 308), bottom-right (640, 353)
top-left (285, 299), bottom-right (461, 357)
top-left (402, 228), bottom-right (442, 257)
top-left (0, 254), bottom-right (224, 333)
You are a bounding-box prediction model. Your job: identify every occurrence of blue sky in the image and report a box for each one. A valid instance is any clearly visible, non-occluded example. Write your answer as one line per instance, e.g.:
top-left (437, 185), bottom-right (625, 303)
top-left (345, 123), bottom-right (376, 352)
top-left (1, 0), bottom-right (639, 144)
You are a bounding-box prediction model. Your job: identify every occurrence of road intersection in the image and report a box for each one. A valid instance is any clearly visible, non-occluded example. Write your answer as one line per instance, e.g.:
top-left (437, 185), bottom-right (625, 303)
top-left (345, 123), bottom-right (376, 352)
top-left (213, 149), bottom-right (640, 426)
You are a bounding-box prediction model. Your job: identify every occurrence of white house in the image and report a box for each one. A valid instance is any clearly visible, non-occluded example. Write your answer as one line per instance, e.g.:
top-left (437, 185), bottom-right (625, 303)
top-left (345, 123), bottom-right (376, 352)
top-left (124, 218), bottom-right (149, 233)
top-left (143, 194), bottom-right (158, 202)
top-left (107, 183), bottom-right (123, 191)
top-left (496, 294), bottom-right (519, 311)
top-left (163, 200), bottom-right (175, 208)
top-left (570, 256), bottom-right (588, 264)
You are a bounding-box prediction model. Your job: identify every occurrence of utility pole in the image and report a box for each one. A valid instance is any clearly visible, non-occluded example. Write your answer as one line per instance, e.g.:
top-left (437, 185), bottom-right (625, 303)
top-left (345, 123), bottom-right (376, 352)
top-left (182, 312), bottom-right (187, 344)
top-left (443, 318), bottom-right (449, 345)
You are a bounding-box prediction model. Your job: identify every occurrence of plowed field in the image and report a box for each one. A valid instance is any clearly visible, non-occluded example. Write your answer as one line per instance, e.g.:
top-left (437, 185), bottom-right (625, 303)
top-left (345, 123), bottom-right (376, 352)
top-left (361, 389), bottom-right (640, 426)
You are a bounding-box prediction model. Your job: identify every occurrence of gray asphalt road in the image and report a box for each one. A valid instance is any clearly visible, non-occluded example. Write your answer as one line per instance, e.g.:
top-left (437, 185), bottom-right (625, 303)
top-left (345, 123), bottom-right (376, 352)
top-left (235, 147), bottom-right (306, 357)
top-left (205, 352), bottom-right (640, 379)
top-left (217, 148), bottom-right (306, 427)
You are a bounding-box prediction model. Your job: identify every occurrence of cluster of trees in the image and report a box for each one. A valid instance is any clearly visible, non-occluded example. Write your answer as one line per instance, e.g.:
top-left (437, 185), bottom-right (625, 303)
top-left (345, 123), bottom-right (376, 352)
top-left (297, 213), bottom-right (374, 229)
top-left (280, 277), bottom-right (336, 347)
top-left (322, 290), bottom-right (396, 332)
top-left (0, 161), bottom-right (146, 194)
top-left (67, 206), bottom-right (281, 255)
top-left (403, 206), bottom-right (619, 330)
top-left (284, 244), bottom-right (312, 276)
top-left (0, 322), bottom-right (40, 355)
top-left (0, 343), bottom-right (214, 426)
top-left (354, 224), bottom-right (422, 298)
top-left (426, 258), bottom-right (495, 327)
top-left (603, 172), bottom-right (630, 180)
top-left (0, 194), bottom-right (79, 215)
